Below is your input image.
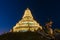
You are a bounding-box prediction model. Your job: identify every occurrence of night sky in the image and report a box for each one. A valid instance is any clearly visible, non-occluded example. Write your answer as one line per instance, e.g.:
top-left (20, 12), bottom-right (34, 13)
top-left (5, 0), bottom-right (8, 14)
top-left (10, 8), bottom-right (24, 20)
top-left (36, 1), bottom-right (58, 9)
top-left (0, 0), bottom-right (60, 34)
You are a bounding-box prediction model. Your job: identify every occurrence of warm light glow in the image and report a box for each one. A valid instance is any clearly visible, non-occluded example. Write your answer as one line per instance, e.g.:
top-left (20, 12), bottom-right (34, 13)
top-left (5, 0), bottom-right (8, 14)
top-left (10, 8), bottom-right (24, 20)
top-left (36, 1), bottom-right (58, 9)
top-left (10, 8), bottom-right (42, 32)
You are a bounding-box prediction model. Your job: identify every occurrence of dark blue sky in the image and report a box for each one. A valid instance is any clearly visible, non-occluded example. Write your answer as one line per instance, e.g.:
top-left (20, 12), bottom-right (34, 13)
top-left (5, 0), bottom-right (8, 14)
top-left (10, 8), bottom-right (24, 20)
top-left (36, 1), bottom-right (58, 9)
top-left (0, 0), bottom-right (60, 34)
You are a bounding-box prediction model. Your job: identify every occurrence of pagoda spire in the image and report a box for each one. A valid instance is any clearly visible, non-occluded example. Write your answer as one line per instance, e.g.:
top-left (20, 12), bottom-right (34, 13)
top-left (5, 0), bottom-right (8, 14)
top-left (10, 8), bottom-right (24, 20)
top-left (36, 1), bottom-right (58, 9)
top-left (10, 8), bottom-right (42, 32)
top-left (22, 8), bottom-right (33, 19)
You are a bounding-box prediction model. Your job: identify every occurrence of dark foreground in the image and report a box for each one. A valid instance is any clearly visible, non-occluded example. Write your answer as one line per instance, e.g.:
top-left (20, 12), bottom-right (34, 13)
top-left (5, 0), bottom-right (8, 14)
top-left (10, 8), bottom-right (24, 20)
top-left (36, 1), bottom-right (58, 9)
top-left (0, 32), bottom-right (60, 40)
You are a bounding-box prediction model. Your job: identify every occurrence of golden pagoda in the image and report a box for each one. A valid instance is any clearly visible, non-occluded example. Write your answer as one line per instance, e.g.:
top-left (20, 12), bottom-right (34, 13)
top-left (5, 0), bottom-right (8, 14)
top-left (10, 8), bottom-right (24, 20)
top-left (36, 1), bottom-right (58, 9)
top-left (10, 8), bottom-right (42, 32)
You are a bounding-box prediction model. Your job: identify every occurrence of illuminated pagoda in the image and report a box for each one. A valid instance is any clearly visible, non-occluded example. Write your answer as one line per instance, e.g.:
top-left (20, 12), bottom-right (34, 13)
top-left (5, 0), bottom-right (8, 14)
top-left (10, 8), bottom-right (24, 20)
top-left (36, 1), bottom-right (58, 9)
top-left (10, 8), bottom-right (42, 32)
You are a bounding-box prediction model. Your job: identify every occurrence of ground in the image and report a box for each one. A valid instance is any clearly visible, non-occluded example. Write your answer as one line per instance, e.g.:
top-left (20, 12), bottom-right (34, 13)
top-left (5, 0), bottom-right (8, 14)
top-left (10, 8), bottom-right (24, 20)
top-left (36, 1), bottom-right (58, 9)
top-left (0, 31), bottom-right (58, 40)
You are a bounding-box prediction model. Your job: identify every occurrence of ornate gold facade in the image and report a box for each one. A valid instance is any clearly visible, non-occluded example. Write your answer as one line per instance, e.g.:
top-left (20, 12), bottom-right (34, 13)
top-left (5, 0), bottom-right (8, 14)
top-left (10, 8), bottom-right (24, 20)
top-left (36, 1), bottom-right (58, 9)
top-left (10, 8), bottom-right (42, 32)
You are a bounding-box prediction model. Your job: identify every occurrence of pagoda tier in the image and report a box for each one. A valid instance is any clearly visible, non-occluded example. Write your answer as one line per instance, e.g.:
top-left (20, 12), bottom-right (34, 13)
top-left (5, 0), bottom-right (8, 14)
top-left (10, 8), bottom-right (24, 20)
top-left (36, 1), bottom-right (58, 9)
top-left (10, 8), bottom-right (42, 32)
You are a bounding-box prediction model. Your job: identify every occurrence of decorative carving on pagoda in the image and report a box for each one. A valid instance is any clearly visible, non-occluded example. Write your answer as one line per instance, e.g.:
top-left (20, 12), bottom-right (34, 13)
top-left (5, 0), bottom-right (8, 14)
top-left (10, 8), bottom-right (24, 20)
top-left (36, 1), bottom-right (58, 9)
top-left (10, 8), bottom-right (42, 32)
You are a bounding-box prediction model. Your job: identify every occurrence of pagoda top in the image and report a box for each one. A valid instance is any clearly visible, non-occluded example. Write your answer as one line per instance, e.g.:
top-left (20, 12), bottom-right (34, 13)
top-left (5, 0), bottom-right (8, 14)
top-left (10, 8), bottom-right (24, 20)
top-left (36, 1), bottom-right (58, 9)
top-left (22, 8), bottom-right (33, 19)
top-left (10, 8), bottom-right (43, 32)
